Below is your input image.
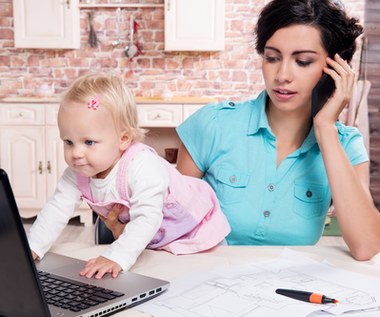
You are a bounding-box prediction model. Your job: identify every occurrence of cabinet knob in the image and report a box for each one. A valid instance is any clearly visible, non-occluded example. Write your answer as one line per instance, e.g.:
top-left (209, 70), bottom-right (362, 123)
top-left (38, 161), bottom-right (43, 174)
top-left (18, 112), bottom-right (23, 117)
top-left (47, 161), bottom-right (52, 174)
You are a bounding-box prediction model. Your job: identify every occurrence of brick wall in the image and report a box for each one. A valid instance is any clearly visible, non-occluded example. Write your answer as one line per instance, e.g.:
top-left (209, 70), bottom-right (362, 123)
top-left (0, 0), bottom-right (364, 100)
top-left (1, 0), bottom-right (376, 203)
top-left (365, 0), bottom-right (380, 208)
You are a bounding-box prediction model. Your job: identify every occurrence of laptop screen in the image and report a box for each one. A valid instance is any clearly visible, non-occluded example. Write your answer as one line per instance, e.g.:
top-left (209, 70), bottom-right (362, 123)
top-left (0, 169), bottom-right (51, 317)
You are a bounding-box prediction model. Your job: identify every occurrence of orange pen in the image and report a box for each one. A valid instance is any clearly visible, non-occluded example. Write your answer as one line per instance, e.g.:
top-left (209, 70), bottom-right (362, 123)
top-left (275, 288), bottom-right (339, 304)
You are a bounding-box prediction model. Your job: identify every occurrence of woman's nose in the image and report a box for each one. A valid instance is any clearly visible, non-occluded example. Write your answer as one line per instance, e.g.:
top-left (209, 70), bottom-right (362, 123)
top-left (275, 61), bottom-right (293, 83)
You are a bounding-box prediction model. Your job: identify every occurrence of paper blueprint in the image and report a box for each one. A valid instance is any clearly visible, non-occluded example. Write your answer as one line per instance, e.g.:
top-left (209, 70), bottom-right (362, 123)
top-left (139, 250), bottom-right (380, 317)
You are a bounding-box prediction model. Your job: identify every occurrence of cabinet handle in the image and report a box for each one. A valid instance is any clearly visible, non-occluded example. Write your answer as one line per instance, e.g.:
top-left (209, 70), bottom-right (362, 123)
top-left (66, 0), bottom-right (70, 9)
top-left (38, 161), bottom-right (43, 174)
top-left (47, 161), bottom-right (52, 174)
top-left (167, 0), bottom-right (170, 11)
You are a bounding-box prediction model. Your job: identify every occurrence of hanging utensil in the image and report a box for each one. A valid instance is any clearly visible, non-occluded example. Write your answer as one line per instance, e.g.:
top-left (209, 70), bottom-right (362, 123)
top-left (111, 8), bottom-right (122, 47)
top-left (88, 11), bottom-right (98, 48)
top-left (124, 16), bottom-right (138, 58)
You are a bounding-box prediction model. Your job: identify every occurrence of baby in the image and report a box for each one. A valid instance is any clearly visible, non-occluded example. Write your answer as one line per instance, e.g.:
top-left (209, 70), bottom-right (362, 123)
top-left (28, 73), bottom-right (230, 279)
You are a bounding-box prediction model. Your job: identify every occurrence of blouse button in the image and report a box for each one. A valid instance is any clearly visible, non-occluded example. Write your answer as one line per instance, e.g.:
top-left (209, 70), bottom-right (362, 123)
top-left (229, 175), bottom-right (237, 183)
top-left (263, 210), bottom-right (271, 217)
top-left (306, 190), bottom-right (313, 198)
top-left (267, 184), bottom-right (275, 192)
top-left (228, 101), bottom-right (235, 107)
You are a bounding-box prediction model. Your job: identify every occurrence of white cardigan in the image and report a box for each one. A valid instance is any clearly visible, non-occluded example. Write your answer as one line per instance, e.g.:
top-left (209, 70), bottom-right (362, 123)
top-left (28, 149), bottom-right (169, 271)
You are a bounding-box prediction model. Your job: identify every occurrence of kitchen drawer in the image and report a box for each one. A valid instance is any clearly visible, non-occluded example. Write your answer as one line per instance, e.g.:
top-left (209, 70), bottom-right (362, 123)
top-left (0, 103), bottom-right (45, 125)
top-left (45, 104), bottom-right (60, 125)
top-left (138, 104), bottom-right (182, 127)
top-left (183, 104), bottom-right (204, 121)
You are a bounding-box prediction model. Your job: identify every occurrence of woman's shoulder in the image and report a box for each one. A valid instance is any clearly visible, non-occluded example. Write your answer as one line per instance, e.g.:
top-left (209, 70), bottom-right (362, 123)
top-left (197, 91), bottom-right (267, 120)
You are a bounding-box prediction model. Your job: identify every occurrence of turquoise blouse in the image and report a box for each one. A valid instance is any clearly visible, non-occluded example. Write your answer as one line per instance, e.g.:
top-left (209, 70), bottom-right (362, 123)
top-left (176, 91), bottom-right (369, 245)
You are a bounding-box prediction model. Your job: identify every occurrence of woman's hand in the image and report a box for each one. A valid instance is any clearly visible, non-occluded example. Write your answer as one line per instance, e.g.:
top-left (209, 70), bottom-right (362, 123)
top-left (80, 256), bottom-right (122, 279)
top-left (313, 53), bottom-right (355, 129)
top-left (98, 204), bottom-right (126, 239)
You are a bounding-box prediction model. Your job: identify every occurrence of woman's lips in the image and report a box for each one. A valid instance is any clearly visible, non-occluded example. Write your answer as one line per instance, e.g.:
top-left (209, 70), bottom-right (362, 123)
top-left (273, 89), bottom-right (296, 101)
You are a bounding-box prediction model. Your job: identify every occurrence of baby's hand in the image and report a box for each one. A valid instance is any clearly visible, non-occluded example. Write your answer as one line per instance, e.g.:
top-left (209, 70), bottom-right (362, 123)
top-left (31, 250), bottom-right (40, 261)
top-left (80, 256), bottom-right (122, 279)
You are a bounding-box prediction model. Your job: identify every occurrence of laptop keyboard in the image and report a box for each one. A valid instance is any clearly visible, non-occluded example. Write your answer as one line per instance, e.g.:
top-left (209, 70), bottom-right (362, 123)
top-left (38, 271), bottom-right (125, 312)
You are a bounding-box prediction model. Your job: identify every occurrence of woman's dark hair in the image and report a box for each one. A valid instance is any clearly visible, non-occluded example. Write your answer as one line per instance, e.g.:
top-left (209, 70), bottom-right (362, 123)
top-left (255, 0), bottom-right (363, 63)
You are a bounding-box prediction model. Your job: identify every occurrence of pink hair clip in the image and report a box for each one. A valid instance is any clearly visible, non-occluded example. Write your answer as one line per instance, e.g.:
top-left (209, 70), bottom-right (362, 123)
top-left (87, 95), bottom-right (100, 110)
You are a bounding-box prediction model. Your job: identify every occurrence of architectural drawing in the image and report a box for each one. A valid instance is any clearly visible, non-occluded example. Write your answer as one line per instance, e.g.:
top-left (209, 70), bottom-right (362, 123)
top-left (147, 260), bottom-right (378, 317)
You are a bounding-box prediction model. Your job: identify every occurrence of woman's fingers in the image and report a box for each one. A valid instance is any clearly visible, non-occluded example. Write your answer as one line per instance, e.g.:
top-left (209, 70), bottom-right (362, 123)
top-left (326, 54), bottom-right (355, 102)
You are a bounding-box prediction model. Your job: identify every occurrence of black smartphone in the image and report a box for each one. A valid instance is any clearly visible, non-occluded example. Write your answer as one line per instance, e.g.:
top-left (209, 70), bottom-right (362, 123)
top-left (311, 73), bottom-right (335, 117)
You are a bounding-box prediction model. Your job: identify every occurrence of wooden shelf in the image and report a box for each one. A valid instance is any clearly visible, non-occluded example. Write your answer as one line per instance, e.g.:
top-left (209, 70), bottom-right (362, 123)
top-left (78, 4), bottom-right (164, 8)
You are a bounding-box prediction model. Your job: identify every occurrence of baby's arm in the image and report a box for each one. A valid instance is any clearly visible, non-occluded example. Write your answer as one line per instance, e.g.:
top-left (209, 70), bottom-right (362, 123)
top-left (31, 250), bottom-right (39, 260)
top-left (81, 150), bottom-right (169, 278)
top-left (28, 168), bottom-right (83, 259)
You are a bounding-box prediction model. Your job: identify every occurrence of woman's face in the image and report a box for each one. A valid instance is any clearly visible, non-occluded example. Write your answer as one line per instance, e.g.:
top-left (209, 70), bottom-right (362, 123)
top-left (262, 24), bottom-right (329, 114)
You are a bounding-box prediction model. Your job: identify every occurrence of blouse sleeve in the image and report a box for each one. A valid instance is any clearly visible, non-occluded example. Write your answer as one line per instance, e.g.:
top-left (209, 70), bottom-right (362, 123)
top-left (337, 122), bottom-right (369, 166)
top-left (177, 102), bottom-right (228, 173)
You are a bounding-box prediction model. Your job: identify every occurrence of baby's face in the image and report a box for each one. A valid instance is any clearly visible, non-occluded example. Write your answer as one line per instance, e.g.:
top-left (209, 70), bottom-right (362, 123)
top-left (58, 101), bottom-right (125, 179)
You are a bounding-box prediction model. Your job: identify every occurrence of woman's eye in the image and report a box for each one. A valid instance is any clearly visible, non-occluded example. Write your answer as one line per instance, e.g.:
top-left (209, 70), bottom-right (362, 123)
top-left (85, 140), bottom-right (95, 146)
top-left (264, 56), bottom-right (279, 63)
top-left (297, 60), bottom-right (312, 67)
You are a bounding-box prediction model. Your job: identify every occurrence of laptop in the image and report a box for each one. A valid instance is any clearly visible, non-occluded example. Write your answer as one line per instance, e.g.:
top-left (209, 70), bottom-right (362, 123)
top-left (0, 168), bottom-right (169, 317)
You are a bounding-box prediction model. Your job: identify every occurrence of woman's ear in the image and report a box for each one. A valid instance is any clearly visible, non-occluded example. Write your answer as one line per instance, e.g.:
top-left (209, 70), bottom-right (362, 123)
top-left (119, 130), bottom-right (132, 151)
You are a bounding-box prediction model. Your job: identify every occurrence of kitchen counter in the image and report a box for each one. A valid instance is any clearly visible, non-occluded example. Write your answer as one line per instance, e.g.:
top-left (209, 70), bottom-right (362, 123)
top-left (0, 96), bottom-right (216, 104)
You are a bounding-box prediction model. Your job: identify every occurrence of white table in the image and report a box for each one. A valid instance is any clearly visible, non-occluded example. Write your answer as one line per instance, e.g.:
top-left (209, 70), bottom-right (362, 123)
top-left (50, 243), bottom-right (380, 317)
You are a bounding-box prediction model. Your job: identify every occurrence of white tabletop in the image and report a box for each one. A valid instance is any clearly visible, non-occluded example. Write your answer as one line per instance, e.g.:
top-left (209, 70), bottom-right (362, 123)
top-left (50, 243), bottom-right (380, 317)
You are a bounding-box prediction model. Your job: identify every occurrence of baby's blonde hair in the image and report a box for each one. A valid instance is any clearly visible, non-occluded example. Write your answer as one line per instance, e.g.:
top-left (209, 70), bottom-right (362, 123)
top-left (61, 72), bottom-right (145, 142)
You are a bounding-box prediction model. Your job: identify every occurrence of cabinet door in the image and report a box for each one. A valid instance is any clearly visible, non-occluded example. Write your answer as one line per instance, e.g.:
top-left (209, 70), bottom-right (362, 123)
top-left (165, 0), bottom-right (224, 51)
top-left (0, 126), bottom-right (46, 209)
top-left (45, 126), bottom-right (67, 199)
top-left (12, 0), bottom-right (80, 49)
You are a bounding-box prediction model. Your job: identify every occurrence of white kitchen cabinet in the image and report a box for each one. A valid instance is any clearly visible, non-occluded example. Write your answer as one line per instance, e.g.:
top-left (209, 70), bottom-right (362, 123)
top-left (12, 0), bottom-right (80, 49)
top-left (164, 0), bottom-right (225, 51)
top-left (0, 103), bottom-right (92, 225)
top-left (183, 104), bottom-right (204, 121)
top-left (139, 103), bottom-right (205, 157)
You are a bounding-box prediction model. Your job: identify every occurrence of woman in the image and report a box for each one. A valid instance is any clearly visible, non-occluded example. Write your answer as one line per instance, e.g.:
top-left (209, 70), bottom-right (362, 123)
top-left (176, 0), bottom-right (380, 260)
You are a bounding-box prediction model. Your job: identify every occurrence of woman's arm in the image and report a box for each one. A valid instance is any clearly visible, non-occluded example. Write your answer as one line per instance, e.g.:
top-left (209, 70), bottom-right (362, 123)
top-left (176, 142), bottom-right (204, 178)
top-left (314, 55), bottom-right (380, 260)
top-left (316, 123), bottom-right (380, 260)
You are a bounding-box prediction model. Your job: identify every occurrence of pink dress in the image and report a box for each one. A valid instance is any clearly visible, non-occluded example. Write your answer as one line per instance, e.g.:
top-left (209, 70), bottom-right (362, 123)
top-left (77, 142), bottom-right (230, 254)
